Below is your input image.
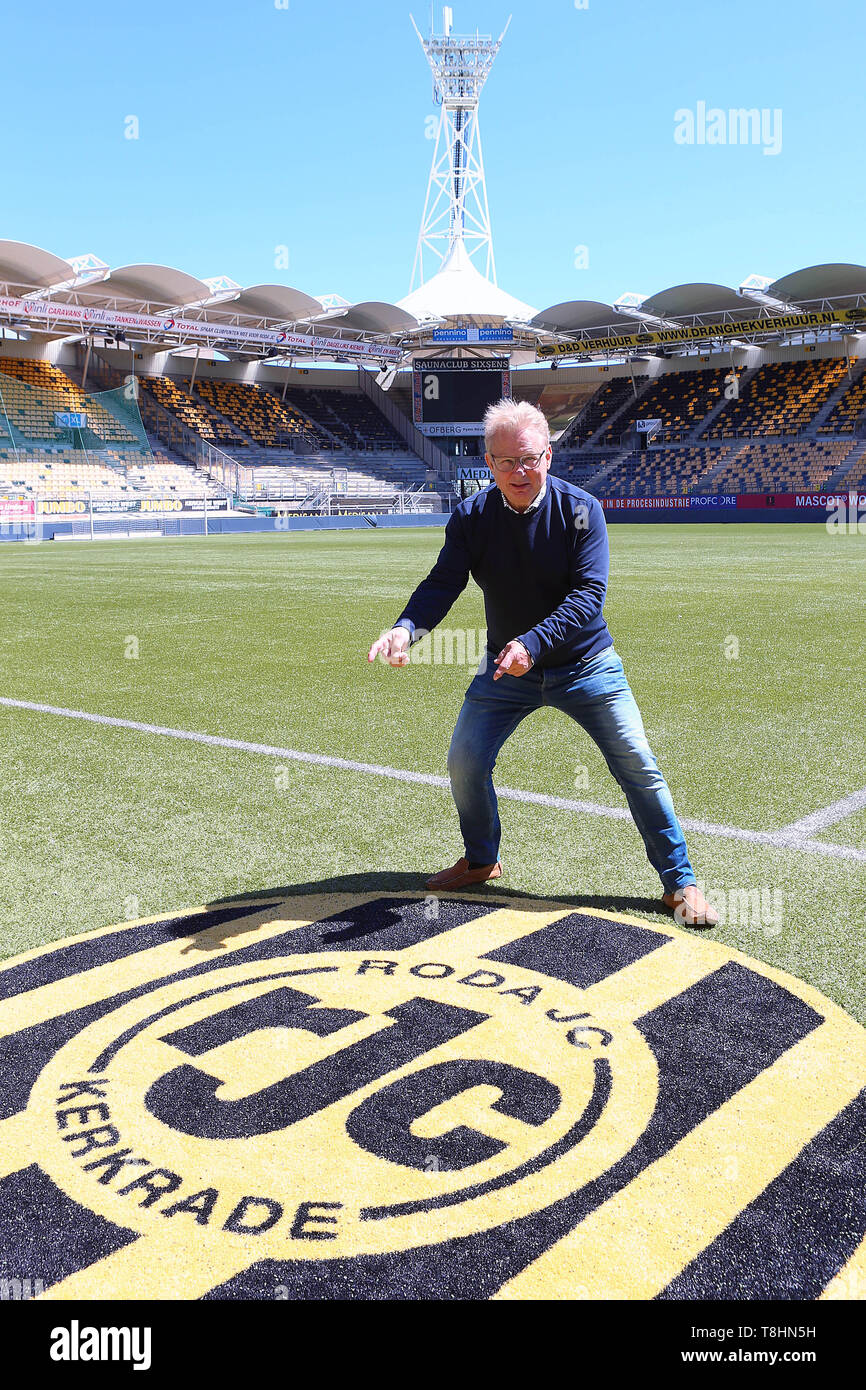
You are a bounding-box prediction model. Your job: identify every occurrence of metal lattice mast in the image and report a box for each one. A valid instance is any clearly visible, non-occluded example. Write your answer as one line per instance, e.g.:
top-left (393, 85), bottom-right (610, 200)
top-left (409, 9), bottom-right (511, 292)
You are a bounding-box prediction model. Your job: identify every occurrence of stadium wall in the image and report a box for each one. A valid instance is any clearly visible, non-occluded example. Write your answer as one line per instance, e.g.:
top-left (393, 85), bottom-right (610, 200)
top-left (8, 503), bottom-right (848, 543)
top-left (601, 507), bottom-right (835, 524)
top-left (24, 513), bottom-right (453, 541)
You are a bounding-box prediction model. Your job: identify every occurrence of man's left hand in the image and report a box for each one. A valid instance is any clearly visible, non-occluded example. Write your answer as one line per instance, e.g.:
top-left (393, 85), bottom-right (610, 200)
top-left (493, 640), bottom-right (533, 680)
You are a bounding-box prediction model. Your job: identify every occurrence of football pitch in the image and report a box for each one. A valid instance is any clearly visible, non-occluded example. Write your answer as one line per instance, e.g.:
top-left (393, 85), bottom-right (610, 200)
top-left (0, 522), bottom-right (864, 1025)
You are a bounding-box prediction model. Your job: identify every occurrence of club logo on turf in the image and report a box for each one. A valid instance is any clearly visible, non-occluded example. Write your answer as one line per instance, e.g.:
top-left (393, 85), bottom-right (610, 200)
top-left (27, 946), bottom-right (655, 1258)
top-left (2, 892), bottom-right (865, 1299)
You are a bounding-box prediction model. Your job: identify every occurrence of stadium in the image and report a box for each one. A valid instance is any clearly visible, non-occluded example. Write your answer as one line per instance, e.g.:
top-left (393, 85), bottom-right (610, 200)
top-left (0, 0), bottom-right (864, 1339)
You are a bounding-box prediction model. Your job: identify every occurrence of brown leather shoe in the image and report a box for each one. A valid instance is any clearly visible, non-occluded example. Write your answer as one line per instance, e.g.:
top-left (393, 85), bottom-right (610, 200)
top-left (662, 882), bottom-right (720, 928)
top-left (424, 857), bottom-right (503, 891)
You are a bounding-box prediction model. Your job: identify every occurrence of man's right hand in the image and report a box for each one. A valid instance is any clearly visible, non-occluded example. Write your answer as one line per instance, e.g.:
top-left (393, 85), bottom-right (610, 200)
top-left (367, 626), bottom-right (411, 667)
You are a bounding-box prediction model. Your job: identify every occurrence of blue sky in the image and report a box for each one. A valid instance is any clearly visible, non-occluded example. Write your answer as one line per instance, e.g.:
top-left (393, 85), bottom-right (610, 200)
top-left (1, 0), bottom-right (863, 313)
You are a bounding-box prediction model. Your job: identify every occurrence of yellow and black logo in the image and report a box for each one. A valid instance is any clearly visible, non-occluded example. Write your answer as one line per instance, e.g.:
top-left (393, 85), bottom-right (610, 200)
top-left (0, 891), bottom-right (864, 1301)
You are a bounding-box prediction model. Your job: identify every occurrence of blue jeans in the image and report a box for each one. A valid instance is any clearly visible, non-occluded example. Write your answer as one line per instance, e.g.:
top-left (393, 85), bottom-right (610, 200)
top-left (446, 644), bottom-right (696, 894)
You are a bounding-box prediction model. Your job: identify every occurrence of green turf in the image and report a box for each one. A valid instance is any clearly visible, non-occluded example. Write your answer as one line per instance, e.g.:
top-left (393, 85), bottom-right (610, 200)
top-left (0, 525), bottom-right (864, 1022)
top-left (818, 809), bottom-right (866, 850)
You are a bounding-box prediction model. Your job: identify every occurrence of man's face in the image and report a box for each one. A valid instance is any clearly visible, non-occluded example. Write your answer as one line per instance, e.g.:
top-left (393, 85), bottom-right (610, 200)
top-left (485, 424), bottom-right (551, 512)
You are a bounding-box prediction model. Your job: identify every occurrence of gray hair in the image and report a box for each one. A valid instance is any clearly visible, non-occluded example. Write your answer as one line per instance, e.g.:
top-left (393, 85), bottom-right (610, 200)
top-left (483, 398), bottom-right (550, 450)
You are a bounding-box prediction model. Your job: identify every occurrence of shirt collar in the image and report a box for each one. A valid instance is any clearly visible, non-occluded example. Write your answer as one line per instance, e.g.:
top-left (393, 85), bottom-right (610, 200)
top-left (500, 478), bottom-right (547, 516)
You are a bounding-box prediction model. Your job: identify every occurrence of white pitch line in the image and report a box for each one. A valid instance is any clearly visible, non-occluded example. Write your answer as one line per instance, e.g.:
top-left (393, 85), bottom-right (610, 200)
top-left (2, 695), bottom-right (865, 865)
top-left (778, 785), bottom-right (866, 838)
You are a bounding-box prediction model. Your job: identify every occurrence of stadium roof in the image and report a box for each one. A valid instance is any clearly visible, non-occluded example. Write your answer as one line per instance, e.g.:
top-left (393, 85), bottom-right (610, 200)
top-left (767, 263), bottom-right (866, 307)
top-left (398, 238), bottom-right (537, 324)
top-left (3, 238), bottom-right (866, 362)
top-left (201, 284), bottom-right (323, 322)
top-left (529, 300), bottom-right (646, 335)
top-left (529, 284), bottom-right (770, 341)
top-left (0, 239), bottom-right (416, 360)
top-left (327, 301), bottom-right (419, 334)
top-left (639, 282), bottom-right (760, 319)
top-left (532, 271), bottom-right (866, 345)
top-left (79, 263), bottom-right (212, 310)
top-left (0, 239), bottom-right (76, 290)
top-left (0, 240), bottom-right (414, 330)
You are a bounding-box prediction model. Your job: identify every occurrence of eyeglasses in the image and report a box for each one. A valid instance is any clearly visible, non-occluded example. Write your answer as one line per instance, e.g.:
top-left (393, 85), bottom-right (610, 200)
top-left (488, 449), bottom-right (548, 473)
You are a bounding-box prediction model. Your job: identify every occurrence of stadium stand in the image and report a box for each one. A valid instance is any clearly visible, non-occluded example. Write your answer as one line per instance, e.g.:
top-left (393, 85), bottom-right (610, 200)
top-left (569, 378), bottom-right (635, 444)
top-left (0, 358), bottom-right (144, 449)
top-left (138, 376), bottom-right (228, 446)
top-left (0, 445), bottom-right (224, 500)
top-left (0, 359), bottom-right (232, 502)
top-left (385, 383), bottom-right (415, 423)
top-left (274, 386), bottom-right (408, 452)
top-left (193, 379), bottom-right (326, 450)
top-left (231, 448), bottom-right (425, 492)
top-left (839, 443), bottom-right (866, 488)
top-left (552, 447), bottom-right (625, 489)
top-left (236, 461), bottom-right (401, 508)
top-left (817, 364), bottom-right (866, 434)
top-left (701, 359), bottom-right (850, 438)
top-left (0, 451), bottom-right (133, 497)
top-left (138, 373), bottom-right (427, 494)
top-left (600, 368), bottom-right (730, 443)
top-left (3, 346), bottom-right (865, 507)
top-left (128, 454), bottom-right (224, 497)
top-left (590, 445), bottom-right (734, 498)
top-left (696, 438), bottom-right (856, 494)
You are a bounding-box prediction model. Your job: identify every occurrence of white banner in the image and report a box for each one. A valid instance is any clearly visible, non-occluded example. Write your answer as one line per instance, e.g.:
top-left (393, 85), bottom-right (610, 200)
top-left (0, 297), bottom-right (402, 362)
top-left (419, 421), bottom-right (485, 436)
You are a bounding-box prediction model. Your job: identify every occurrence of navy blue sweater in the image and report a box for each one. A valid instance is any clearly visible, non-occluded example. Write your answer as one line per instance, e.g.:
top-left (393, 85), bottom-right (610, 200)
top-left (395, 476), bottom-right (613, 669)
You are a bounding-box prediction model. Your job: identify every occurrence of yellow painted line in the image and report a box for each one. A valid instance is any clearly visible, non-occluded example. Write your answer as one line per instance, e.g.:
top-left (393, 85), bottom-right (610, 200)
top-left (397, 904), bottom-right (578, 963)
top-left (37, 1228), bottom-right (256, 1302)
top-left (581, 932), bottom-right (726, 1024)
top-left (820, 1232), bottom-right (866, 1301)
top-left (395, 902), bottom-right (722, 1025)
top-left (0, 892), bottom-right (366, 1038)
top-left (494, 1019), bottom-right (866, 1301)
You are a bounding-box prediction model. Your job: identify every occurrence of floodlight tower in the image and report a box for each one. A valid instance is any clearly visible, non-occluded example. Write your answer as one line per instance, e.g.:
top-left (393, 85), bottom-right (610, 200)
top-left (409, 7), bottom-right (511, 291)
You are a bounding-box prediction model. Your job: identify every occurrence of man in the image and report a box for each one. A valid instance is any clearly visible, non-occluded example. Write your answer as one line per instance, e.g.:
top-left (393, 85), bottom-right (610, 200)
top-left (367, 398), bottom-right (718, 928)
